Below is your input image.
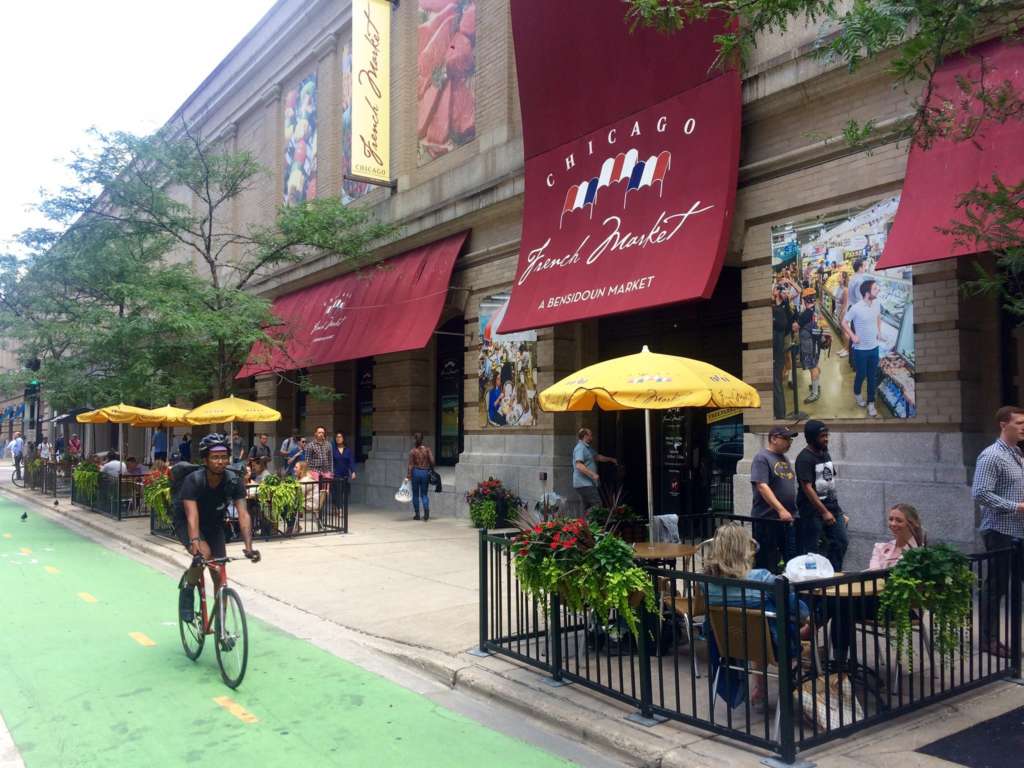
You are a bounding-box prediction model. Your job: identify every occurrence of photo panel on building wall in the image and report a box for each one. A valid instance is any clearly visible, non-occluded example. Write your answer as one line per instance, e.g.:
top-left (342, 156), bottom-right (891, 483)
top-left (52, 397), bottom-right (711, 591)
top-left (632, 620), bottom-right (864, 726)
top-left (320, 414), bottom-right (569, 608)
top-left (284, 72), bottom-right (318, 205)
top-left (770, 195), bottom-right (915, 421)
top-left (478, 293), bottom-right (539, 428)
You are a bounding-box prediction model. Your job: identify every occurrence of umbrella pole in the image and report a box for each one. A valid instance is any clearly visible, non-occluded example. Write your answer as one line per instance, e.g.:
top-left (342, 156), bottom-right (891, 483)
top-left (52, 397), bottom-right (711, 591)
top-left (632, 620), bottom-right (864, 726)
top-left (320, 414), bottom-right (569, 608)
top-left (645, 408), bottom-right (655, 544)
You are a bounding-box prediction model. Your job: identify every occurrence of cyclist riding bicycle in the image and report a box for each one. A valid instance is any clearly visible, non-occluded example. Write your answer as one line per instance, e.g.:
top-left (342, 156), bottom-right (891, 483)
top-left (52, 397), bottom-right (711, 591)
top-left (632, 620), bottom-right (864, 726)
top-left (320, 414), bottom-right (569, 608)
top-left (175, 433), bottom-right (260, 620)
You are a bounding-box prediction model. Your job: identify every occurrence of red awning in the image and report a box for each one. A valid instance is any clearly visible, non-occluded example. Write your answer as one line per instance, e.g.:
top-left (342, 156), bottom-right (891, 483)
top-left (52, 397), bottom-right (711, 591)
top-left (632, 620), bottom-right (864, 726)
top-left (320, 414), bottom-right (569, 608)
top-left (877, 40), bottom-right (1024, 269)
top-left (237, 232), bottom-right (467, 378)
top-left (497, 1), bottom-right (740, 334)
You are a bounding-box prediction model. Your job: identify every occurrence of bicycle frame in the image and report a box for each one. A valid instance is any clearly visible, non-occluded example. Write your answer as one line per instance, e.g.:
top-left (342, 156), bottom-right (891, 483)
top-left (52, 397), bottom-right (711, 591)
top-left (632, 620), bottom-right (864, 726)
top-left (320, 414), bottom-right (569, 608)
top-left (195, 559), bottom-right (230, 638)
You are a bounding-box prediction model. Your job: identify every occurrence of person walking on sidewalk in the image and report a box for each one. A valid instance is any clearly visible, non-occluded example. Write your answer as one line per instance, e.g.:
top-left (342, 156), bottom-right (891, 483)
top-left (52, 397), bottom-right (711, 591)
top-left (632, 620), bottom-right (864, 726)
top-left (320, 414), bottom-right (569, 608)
top-left (970, 405), bottom-right (1024, 659)
top-left (572, 427), bottom-right (618, 511)
top-left (750, 425), bottom-right (798, 572)
top-left (6, 432), bottom-right (24, 479)
top-left (797, 288), bottom-right (823, 404)
top-left (795, 420), bottom-right (848, 570)
top-left (406, 432), bottom-right (434, 521)
top-left (842, 278), bottom-right (885, 418)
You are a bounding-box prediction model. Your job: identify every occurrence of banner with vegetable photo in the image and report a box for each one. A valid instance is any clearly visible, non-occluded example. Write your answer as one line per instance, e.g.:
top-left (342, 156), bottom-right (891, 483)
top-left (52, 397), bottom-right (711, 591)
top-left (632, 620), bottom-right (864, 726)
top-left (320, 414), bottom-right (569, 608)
top-left (341, 41), bottom-right (371, 204)
top-left (283, 73), bottom-right (318, 205)
top-left (417, 0), bottom-right (476, 164)
top-left (771, 196), bottom-right (915, 421)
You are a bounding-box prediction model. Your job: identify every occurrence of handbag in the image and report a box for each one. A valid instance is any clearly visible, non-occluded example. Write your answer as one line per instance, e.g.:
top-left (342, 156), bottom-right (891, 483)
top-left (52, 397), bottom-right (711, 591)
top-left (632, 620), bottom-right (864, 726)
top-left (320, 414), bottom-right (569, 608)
top-left (428, 470), bottom-right (442, 492)
top-left (395, 479), bottom-right (412, 503)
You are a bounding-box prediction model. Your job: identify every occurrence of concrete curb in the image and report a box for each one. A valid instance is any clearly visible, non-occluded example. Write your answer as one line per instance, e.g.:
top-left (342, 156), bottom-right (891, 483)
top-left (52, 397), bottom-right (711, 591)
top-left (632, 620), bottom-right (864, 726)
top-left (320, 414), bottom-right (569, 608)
top-left (0, 484), bottom-right (705, 767)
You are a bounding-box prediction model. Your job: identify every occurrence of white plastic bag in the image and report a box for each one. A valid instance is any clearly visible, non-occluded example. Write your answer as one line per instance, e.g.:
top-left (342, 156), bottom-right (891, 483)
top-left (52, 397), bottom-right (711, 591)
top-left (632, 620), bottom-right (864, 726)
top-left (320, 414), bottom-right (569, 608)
top-left (394, 479), bottom-right (412, 503)
top-left (784, 552), bottom-right (835, 583)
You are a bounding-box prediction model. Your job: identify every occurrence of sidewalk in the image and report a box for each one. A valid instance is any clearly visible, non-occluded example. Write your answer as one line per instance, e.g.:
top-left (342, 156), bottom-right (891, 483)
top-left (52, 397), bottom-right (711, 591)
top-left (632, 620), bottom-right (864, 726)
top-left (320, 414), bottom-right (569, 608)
top-left (4, 475), bottom-right (1023, 767)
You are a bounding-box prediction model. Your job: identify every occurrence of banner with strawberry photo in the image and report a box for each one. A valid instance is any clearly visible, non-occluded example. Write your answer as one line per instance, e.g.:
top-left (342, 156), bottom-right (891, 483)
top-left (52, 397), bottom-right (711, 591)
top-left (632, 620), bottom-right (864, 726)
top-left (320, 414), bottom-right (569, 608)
top-left (417, 0), bottom-right (476, 164)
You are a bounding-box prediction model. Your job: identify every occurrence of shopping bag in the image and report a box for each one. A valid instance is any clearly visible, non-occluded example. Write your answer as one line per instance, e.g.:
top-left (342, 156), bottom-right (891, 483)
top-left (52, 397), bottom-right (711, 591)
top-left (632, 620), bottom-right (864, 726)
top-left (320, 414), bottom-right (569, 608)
top-left (800, 674), bottom-right (864, 729)
top-left (395, 479), bottom-right (412, 503)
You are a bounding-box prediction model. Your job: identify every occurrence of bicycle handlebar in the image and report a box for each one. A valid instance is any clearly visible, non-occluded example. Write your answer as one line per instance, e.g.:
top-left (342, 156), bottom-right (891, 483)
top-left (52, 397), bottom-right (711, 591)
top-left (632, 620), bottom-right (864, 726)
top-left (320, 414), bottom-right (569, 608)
top-left (191, 550), bottom-right (261, 568)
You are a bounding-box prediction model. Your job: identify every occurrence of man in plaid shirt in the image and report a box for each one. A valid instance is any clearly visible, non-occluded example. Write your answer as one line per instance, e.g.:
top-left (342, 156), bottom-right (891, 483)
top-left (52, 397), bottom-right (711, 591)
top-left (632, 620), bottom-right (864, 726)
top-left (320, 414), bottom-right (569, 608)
top-left (305, 425), bottom-right (332, 476)
top-left (970, 405), bottom-right (1024, 658)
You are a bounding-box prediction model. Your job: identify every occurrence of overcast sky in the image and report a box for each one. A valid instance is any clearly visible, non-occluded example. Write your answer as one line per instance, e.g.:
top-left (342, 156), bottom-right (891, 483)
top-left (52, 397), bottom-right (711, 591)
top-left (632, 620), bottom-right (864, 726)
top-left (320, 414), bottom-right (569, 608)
top-left (0, 1), bottom-right (279, 252)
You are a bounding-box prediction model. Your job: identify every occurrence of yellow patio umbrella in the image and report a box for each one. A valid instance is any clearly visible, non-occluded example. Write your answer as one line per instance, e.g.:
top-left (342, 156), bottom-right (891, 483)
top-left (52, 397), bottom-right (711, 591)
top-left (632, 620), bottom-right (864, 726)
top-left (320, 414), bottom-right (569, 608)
top-left (184, 395), bottom-right (281, 426)
top-left (75, 403), bottom-right (159, 467)
top-left (539, 346), bottom-right (760, 543)
top-left (129, 405), bottom-right (191, 463)
top-left (75, 408), bottom-right (108, 424)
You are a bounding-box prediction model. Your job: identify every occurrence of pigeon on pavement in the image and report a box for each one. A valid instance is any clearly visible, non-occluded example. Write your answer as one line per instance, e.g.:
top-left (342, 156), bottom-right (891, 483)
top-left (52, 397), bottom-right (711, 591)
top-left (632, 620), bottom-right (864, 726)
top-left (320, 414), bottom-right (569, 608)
top-left (20, 511), bottom-right (27, 521)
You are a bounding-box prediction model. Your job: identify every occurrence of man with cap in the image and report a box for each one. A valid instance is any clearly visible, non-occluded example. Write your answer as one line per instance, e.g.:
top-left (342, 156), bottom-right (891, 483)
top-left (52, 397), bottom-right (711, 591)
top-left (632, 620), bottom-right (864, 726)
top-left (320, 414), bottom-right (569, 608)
top-left (795, 420), bottom-right (849, 570)
top-left (750, 425), bottom-right (799, 571)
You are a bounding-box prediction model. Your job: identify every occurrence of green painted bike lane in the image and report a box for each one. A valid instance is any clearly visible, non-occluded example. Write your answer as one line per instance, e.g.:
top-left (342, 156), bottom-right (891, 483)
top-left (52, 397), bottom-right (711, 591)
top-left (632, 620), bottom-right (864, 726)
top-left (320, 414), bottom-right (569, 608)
top-left (0, 499), bottom-right (573, 768)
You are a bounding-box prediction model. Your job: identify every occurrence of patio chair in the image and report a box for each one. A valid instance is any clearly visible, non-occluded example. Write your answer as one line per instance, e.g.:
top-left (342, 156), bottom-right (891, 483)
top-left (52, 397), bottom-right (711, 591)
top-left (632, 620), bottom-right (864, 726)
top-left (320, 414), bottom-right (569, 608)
top-left (656, 537), bottom-right (714, 675)
top-left (854, 609), bottom-right (933, 695)
top-left (707, 605), bottom-right (787, 739)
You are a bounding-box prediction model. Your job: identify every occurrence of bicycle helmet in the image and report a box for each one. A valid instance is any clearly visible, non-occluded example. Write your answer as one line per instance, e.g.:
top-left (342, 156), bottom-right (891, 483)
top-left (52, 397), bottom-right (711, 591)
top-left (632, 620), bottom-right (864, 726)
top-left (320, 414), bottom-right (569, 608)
top-left (198, 433), bottom-right (230, 458)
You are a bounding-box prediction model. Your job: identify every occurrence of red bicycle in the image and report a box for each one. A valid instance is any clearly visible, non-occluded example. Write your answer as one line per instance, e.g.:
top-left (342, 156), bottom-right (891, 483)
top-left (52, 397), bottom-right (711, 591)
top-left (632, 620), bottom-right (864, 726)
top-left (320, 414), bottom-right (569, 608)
top-left (177, 553), bottom-right (257, 688)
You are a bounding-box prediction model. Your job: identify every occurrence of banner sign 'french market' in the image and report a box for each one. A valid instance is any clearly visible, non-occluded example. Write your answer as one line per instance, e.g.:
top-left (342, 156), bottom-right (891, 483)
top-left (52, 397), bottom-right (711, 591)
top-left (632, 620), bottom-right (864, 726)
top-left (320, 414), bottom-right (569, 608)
top-left (351, 0), bottom-right (391, 183)
top-left (497, 0), bottom-right (740, 335)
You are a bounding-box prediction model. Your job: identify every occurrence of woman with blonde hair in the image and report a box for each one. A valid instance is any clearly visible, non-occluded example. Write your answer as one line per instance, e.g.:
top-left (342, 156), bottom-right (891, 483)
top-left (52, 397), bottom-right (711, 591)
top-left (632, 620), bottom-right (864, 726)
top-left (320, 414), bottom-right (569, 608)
top-left (868, 503), bottom-right (925, 570)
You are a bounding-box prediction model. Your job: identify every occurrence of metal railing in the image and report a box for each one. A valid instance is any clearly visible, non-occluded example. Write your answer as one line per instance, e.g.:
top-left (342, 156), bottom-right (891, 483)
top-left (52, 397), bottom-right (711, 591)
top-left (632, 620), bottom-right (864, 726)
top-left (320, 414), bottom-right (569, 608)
top-left (41, 461), bottom-right (74, 497)
top-left (478, 531), bottom-right (1022, 764)
top-left (150, 476), bottom-right (350, 542)
top-left (70, 473), bottom-right (151, 521)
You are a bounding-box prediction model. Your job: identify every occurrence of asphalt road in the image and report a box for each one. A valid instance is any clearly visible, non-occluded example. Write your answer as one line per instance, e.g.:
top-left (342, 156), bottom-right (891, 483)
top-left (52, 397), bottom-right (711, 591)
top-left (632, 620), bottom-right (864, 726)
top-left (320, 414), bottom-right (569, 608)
top-left (0, 493), bottom-right (617, 767)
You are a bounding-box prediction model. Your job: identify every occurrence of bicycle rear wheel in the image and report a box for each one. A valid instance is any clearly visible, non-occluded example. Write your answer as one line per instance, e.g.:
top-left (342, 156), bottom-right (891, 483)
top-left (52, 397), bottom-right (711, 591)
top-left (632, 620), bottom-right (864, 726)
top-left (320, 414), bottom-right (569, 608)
top-left (11, 469), bottom-right (24, 488)
top-left (178, 583), bottom-right (205, 661)
top-left (214, 587), bottom-right (248, 688)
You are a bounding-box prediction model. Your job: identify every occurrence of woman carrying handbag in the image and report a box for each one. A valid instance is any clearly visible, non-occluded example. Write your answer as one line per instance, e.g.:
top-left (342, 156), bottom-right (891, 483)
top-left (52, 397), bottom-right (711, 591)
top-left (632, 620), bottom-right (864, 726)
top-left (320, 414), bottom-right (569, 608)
top-left (406, 432), bottom-right (435, 521)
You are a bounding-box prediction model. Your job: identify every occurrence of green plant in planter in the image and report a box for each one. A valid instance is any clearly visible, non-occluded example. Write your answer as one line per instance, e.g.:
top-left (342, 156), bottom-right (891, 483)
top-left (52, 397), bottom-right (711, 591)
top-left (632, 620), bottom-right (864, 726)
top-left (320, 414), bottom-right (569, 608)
top-left (256, 475), bottom-right (303, 523)
top-left (27, 458), bottom-right (44, 474)
top-left (142, 473), bottom-right (172, 526)
top-left (72, 463), bottom-right (100, 501)
top-left (513, 517), bottom-right (655, 639)
top-left (469, 499), bottom-right (497, 529)
top-left (879, 544), bottom-right (974, 663)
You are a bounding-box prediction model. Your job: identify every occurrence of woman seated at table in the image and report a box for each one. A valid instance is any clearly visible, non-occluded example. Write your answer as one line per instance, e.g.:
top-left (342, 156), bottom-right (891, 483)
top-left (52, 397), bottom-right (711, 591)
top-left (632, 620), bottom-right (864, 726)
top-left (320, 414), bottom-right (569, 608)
top-left (704, 524), bottom-right (811, 704)
top-left (827, 503), bottom-right (925, 671)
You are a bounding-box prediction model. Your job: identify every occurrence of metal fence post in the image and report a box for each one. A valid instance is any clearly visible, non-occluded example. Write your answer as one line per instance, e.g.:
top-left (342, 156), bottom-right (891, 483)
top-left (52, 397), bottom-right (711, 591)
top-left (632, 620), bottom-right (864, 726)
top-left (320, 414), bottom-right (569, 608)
top-left (774, 576), bottom-right (797, 764)
top-left (549, 592), bottom-right (564, 683)
top-left (470, 529), bottom-right (492, 657)
top-left (1011, 541), bottom-right (1023, 680)
top-left (627, 572), bottom-right (667, 726)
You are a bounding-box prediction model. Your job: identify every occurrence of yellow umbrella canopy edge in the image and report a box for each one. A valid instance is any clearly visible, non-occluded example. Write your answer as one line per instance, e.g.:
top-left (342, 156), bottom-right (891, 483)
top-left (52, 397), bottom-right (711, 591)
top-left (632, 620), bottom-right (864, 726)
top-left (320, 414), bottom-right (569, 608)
top-left (184, 395), bottom-right (282, 426)
top-left (76, 409), bottom-right (108, 424)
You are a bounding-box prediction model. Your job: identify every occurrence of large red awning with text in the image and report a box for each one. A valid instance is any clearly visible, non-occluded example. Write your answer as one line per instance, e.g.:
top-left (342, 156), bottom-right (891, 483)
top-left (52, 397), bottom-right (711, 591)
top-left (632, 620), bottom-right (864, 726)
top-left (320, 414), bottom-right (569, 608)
top-left (878, 40), bottom-right (1024, 269)
top-left (497, 1), bottom-right (740, 334)
top-left (237, 231), bottom-right (467, 378)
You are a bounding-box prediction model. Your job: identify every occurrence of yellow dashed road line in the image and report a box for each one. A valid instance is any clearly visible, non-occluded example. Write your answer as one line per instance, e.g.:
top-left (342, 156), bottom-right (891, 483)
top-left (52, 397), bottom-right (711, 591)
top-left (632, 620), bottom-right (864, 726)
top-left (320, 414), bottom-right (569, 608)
top-left (19, 547), bottom-right (31, 555)
top-left (213, 696), bottom-right (258, 723)
top-left (129, 632), bottom-right (156, 647)
top-left (77, 592), bottom-right (97, 603)
top-left (44, 565), bottom-right (60, 575)
top-left (2, 533), bottom-right (11, 539)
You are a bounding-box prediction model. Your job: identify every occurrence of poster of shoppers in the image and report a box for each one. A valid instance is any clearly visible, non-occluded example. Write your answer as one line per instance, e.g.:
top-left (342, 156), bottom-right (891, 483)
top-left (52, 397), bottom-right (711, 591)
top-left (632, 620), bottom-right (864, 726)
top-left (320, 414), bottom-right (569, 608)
top-left (341, 42), bottom-right (371, 205)
top-left (417, 0), bottom-right (476, 164)
top-left (771, 195), bottom-right (915, 420)
top-left (283, 73), bottom-right (318, 205)
top-left (478, 293), bottom-right (539, 428)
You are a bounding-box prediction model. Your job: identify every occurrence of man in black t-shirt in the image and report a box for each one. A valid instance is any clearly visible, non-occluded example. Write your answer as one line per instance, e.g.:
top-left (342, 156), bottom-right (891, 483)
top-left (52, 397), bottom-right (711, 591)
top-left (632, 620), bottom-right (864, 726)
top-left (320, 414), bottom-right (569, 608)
top-left (175, 434), bottom-right (260, 621)
top-left (794, 420), bottom-right (848, 570)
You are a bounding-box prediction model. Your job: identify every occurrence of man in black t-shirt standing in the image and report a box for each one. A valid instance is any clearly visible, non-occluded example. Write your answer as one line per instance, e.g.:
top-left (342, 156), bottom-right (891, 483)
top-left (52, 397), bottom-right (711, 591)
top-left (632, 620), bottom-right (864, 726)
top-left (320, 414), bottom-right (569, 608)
top-left (794, 420), bottom-right (848, 571)
top-left (175, 434), bottom-right (260, 621)
top-left (750, 425), bottom-right (799, 572)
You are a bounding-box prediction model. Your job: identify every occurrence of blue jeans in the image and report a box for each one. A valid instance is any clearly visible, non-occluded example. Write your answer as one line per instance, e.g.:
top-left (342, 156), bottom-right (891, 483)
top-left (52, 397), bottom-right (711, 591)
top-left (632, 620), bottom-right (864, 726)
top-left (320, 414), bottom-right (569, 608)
top-left (852, 346), bottom-right (879, 403)
top-left (411, 468), bottom-right (430, 517)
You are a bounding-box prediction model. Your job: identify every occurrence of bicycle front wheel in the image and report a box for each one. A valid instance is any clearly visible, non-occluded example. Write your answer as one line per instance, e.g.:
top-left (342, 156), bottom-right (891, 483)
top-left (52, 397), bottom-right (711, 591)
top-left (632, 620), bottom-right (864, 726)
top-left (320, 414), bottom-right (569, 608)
top-left (214, 587), bottom-right (248, 688)
top-left (11, 469), bottom-right (24, 488)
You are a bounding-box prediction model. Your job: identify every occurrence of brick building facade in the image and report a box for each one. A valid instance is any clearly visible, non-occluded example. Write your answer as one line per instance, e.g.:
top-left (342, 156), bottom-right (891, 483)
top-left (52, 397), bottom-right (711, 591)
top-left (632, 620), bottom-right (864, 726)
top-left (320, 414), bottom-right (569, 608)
top-left (155, 0), bottom-right (1012, 564)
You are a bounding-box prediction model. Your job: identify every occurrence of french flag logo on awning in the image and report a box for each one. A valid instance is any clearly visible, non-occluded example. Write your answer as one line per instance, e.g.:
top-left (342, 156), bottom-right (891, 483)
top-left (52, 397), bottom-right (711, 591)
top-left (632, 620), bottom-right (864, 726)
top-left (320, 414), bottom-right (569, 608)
top-left (559, 148), bottom-right (672, 229)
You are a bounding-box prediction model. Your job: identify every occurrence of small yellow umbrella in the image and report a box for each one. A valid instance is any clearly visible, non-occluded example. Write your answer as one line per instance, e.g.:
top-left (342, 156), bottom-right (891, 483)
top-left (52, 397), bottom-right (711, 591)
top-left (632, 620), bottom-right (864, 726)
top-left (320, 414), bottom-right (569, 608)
top-left (76, 409), bottom-right (108, 424)
top-left (539, 346), bottom-right (760, 542)
top-left (129, 405), bottom-right (191, 462)
top-left (184, 395), bottom-right (281, 426)
top-left (75, 403), bottom-right (156, 467)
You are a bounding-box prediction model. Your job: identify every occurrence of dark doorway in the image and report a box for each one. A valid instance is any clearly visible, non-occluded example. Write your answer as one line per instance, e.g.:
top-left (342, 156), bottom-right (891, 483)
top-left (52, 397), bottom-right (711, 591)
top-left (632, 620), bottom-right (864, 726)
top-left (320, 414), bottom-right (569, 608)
top-left (596, 268), bottom-right (742, 522)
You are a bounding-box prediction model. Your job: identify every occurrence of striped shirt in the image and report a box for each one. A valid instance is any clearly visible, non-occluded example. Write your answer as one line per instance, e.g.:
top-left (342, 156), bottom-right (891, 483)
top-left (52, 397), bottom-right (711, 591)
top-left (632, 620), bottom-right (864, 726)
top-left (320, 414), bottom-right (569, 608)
top-left (971, 439), bottom-right (1024, 538)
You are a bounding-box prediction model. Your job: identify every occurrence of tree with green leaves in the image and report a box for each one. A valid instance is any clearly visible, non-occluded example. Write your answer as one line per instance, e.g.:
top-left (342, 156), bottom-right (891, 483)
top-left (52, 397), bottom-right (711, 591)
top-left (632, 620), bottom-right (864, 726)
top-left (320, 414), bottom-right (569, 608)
top-left (0, 120), bottom-right (393, 410)
top-left (627, 0), bottom-right (1024, 317)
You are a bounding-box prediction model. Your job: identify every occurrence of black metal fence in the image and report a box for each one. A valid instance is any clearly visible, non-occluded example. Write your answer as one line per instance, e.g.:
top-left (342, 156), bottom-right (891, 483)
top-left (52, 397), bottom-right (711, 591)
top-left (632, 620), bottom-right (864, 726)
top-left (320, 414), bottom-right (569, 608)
top-left (150, 477), bottom-right (350, 542)
top-left (478, 531), bottom-right (1022, 764)
top-left (41, 461), bottom-right (74, 497)
top-left (71, 472), bottom-right (151, 520)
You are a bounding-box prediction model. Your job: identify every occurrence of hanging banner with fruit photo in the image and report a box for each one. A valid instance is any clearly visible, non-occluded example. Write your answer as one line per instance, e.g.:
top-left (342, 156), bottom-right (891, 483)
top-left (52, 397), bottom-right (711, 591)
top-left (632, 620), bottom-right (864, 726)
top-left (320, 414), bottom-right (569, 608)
top-left (351, 0), bottom-right (391, 183)
top-left (418, 0), bottom-right (476, 164)
top-left (283, 73), bottom-right (318, 205)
